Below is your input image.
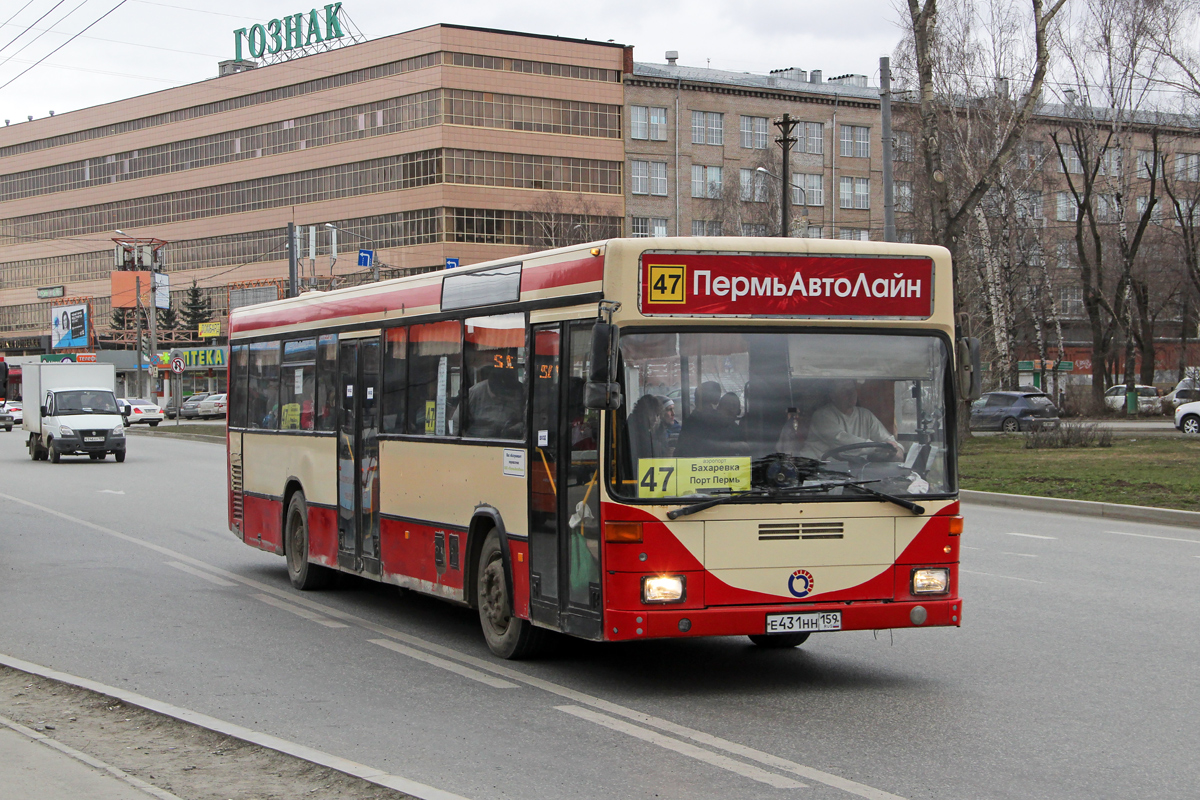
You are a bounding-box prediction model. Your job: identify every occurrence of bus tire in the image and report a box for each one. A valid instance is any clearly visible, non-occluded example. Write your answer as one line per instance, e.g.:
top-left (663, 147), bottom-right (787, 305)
top-left (477, 528), bottom-right (543, 659)
top-left (285, 490), bottom-right (331, 590)
top-left (748, 632), bottom-right (811, 648)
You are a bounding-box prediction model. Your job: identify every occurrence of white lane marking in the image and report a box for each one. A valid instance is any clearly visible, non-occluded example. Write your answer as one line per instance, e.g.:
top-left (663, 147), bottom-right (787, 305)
top-left (166, 561), bottom-right (236, 587)
top-left (557, 705), bottom-right (805, 789)
top-left (0, 653), bottom-right (471, 800)
top-left (961, 569), bottom-right (1044, 584)
top-left (254, 593), bottom-right (348, 628)
top-left (1106, 530), bottom-right (1200, 545)
top-left (369, 639), bottom-right (518, 689)
top-left (960, 545), bottom-right (984, 550)
top-left (97, 489), bottom-right (126, 495)
top-left (1000, 553), bottom-right (1038, 558)
top-left (1002, 532), bottom-right (1057, 540)
top-left (0, 712), bottom-right (185, 800)
top-left (0, 490), bottom-right (908, 800)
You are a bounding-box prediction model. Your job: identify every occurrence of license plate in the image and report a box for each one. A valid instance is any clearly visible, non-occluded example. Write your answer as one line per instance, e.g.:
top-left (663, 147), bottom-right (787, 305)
top-left (765, 611), bottom-right (842, 634)
top-left (84, 437), bottom-right (104, 443)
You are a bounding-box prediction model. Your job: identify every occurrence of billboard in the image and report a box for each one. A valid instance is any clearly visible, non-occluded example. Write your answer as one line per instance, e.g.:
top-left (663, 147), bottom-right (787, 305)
top-left (51, 303), bottom-right (89, 349)
top-left (111, 271), bottom-right (170, 309)
top-left (154, 272), bottom-right (170, 309)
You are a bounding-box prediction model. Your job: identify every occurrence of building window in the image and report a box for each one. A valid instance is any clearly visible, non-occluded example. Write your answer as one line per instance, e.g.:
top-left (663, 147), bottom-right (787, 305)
top-left (739, 168), bottom-right (767, 202)
top-left (841, 125), bottom-right (869, 158)
top-left (652, 218), bottom-right (668, 236)
top-left (1137, 150), bottom-right (1164, 179)
top-left (631, 106), bottom-right (649, 140)
top-left (649, 107), bottom-right (668, 141)
top-left (804, 122), bottom-right (823, 155)
top-left (1056, 192), bottom-right (1077, 222)
top-left (840, 177), bottom-right (870, 209)
top-left (692, 219), bottom-right (707, 236)
top-left (692, 165), bottom-right (722, 198)
top-left (742, 223), bottom-right (768, 237)
top-left (1016, 191), bottom-right (1044, 224)
top-left (650, 162), bottom-right (668, 196)
top-left (1056, 241), bottom-right (1074, 268)
top-left (630, 216), bottom-right (650, 237)
top-left (1177, 153), bottom-right (1200, 182)
top-left (631, 160), bottom-right (650, 195)
top-left (692, 111), bottom-right (723, 145)
top-left (1059, 285), bottom-right (1084, 316)
top-left (838, 228), bottom-right (869, 241)
top-left (896, 180), bottom-right (913, 213)
top-left (691, 219), bottom-right (723, 235)
top-left (1057, 144), bottom-right (1084, 174)
top-left (1136, 196), bottom-right (1163, 223)
top-left (894, 131), bottom-right (914, 162)
top-left (805, 225), bottom-right (824, 238)
top-left (740, 115), bottom-right (769, 149)
top-left (791, 173), bottom-right (823, 207)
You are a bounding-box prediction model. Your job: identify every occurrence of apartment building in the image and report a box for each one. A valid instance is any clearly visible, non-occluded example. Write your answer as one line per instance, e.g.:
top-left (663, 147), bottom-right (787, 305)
top-left (0, 24), bottom-right (627, 353)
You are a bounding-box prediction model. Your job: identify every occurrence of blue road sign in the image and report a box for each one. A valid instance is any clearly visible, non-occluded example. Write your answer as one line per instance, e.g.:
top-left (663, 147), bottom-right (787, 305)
top-left (358, 249), bottom-right (374, 267)
top-left (445, 257), bottom-right (460, 269)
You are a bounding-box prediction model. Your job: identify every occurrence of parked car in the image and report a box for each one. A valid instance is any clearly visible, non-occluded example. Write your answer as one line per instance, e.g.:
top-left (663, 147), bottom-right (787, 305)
top-left (1103, 384), bottom-right (1162, 414)
top-left (1164, 378), bottom-right (1200, 408)
top-left (0, 408), bottom-right (11, 432)
top-left (118, 398), bottom-right (165, 426)
top-left (179, 393), bottom-right (211, 419)
top-left (1176, 400), bottom-right (1200, 434)
top-left (0, 401), bottom-right (21, 425)
top-left (970, 391), bottom-right (1061, 432)
top-left (196, 393), bottom-right (227, 418)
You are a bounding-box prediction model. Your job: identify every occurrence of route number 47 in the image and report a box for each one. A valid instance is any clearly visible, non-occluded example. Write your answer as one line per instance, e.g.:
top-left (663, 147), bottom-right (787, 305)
top-left (648, 265), bottom-right (686, 304)
top-left (638, 461), bottom-right (676, 498)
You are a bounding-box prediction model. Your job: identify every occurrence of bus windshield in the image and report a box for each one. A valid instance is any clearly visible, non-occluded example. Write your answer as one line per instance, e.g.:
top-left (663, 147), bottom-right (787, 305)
top-left (611, 330), bottom-right (953, 502)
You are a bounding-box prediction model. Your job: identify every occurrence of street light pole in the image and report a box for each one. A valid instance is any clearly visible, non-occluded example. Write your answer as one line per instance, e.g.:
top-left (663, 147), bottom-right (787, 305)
top-left (773, 113), bottom-right (801, 237)
top-left (756, 167), bottom-right (807, 230)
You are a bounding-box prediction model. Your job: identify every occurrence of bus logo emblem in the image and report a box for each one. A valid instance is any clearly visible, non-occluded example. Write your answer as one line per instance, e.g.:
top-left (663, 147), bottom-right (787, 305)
top-left (788, 569), bottom-right (814, 598)
top-left (648, 264), bottom-right (686, 303)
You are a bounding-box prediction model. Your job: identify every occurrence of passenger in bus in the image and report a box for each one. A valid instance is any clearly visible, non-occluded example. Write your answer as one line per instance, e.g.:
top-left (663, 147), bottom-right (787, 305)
top-left (718, 392), bottom-right (743, 424)
top-left (659, 397), bottom-right (681, 438)
top-left (464, 364), bottom-right (525, 439)
top-left (675, 381), bottom-right (749, 457)
top-left (627, 394), bottom-right (668, 464)
top-left (800, 380), bottom-right (905, 461)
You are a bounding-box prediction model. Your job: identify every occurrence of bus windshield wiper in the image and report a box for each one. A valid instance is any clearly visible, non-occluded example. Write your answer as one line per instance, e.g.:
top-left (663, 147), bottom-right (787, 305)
top-left (832, 480), bottom-right (925, 515)
top-left (666, 489), bottom-right (765, 519)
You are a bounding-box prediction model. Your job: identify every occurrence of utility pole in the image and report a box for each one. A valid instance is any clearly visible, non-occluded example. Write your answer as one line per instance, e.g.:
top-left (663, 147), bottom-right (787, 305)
top-left (287, 221), bottom-right (299, 298)
top-left (147, 271), bottom-right (158, 400)
top-left (880, 56), bottom-right (896, 242)
top-left (773, 113), bottom-right (801, 237)
top-left (134, 275), bottom-right (144, 398)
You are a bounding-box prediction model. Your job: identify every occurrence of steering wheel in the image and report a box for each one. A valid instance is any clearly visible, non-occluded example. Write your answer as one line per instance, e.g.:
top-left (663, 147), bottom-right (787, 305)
top-left (821, 441), bottom-right (898, 463)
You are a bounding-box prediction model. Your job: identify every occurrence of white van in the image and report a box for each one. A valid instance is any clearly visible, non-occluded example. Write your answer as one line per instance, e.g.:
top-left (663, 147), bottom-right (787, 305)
top-left (24, 363), bottom-right (126, 463)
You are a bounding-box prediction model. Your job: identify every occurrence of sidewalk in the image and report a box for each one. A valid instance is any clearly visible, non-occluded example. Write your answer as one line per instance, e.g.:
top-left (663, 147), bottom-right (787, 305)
top-left (0, 720), bottom-right (167, 800)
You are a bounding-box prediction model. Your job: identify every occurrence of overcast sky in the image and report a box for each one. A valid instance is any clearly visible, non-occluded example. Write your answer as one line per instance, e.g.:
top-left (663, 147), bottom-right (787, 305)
top-left (0, 0), bottom-right (905, 124)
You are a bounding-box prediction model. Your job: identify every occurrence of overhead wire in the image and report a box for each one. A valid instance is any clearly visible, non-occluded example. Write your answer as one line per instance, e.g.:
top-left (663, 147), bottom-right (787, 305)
top-left (0, 0), bottom-right (93, 72)
top-left (0, 0), bottom-right (129, 92)
top-left (0, 0), bottom-right (68, 56)
top-left (0, 0), bottom-right (40, 32)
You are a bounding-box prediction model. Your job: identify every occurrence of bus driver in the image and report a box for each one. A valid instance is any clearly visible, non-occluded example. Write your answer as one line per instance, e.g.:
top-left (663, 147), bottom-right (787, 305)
top-left (799, 379), bottom-right (905, 461)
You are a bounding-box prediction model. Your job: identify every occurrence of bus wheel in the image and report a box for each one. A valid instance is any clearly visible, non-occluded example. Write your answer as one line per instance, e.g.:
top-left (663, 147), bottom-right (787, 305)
top-left (477, 528), bottom-right (543, 659)
top-left (285, 490), bottom-right (331, 590)
top-left (748, 632), bottom-right (811, 648)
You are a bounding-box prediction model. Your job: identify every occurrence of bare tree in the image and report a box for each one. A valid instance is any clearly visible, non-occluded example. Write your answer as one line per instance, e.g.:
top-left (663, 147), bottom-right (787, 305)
top-left (528, 193), bottom-right (620, 249)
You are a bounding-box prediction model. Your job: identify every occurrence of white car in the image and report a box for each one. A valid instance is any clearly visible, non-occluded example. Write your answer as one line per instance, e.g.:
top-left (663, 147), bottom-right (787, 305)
top-left (196, 393), bottom-right (228, 418)
top-left (0, 401), bottom-right (21, 426)
top-left (119, 397), bottom-right (165, 426)
top-left (1103, 384), bottom-right (1163, 414)
top-left (1176, 400), bottom-right (1200, 434)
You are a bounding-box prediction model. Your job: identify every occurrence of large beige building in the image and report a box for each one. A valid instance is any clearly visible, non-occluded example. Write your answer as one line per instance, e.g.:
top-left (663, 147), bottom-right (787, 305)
top-left (0, 24), bottom-right (628, 353)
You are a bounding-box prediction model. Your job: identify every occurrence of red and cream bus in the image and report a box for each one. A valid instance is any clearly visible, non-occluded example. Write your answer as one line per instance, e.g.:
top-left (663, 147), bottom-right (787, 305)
top-left (227, 237), bottom-right (980, 658)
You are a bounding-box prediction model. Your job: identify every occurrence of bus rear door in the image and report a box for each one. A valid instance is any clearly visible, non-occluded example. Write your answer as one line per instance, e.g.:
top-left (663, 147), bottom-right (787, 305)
top-left (337, 334), bottom-right (381, 575)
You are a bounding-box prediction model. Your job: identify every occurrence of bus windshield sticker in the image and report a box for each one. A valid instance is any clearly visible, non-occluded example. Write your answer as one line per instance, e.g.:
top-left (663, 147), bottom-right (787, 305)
top-left (637, 457), bottom-right (751, 499)
top-left (640, 254), bottom-right (934, 318)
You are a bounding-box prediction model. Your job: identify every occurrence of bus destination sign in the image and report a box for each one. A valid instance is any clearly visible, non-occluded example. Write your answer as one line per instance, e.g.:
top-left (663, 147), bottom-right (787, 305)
top-left (640, 253), bottom-right (934, 318)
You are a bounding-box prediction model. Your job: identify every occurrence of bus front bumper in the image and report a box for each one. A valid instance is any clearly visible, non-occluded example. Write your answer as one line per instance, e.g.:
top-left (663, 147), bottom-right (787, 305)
top-left (604, 597), bottom-right (962, 642)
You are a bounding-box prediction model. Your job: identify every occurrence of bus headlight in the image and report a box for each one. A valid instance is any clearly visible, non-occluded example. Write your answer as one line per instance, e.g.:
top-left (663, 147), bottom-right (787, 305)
top-left (911, 568), bottom-right (950, 595)
top-left (642, 575), bottom-right (686, 603)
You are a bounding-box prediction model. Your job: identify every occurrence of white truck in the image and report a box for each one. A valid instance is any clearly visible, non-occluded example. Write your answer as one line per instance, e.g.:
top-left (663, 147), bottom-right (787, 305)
top-left (24, 363), bottom-right (126, 463)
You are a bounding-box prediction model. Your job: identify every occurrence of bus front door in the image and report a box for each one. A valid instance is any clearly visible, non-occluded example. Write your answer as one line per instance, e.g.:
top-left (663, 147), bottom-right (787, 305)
top-left (527, 322), bottom-right (603, 639)
top-left (337, 337), bottom-right (381, 575)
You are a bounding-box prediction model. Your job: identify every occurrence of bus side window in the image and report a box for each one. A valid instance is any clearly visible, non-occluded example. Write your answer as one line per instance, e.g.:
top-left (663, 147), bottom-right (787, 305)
top-left (315, 334), bottom-right (338, 431)
top-left (228, 345), bottom-right (248, 428)
top-left (462, 313), bottom-right (526, 440)
top-left (381, 328), bottom-right (407, 434)
top-left (281, 338), bottom-right (316, 431)
top-left (407, 320), bottom-right (462, 437)
top-left (247, 341), bottom-right (281, 430)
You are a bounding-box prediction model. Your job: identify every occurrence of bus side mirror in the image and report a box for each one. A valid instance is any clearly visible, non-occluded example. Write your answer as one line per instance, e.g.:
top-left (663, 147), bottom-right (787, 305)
top-left (957, 337), bottom-right (982, 402)
top-left (584, 321), bottom-right (623, 410)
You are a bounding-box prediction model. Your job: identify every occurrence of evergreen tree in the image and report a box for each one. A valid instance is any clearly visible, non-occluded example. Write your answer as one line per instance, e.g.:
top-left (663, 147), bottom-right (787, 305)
top-left (182, 279), bottom-right (213, 332)
top-left (157, 305), bottom-right (179, 333)
top-left (111, 307), bottom-right (133, 331)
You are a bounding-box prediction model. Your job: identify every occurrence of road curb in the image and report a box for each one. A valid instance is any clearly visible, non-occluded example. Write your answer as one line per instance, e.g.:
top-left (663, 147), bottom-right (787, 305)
top-left (0, 653), bottom-right (469, 800)
top-left (960, 489), bottom-right (1200, 529)
top-left (125, 429), bottom-right (223, 444)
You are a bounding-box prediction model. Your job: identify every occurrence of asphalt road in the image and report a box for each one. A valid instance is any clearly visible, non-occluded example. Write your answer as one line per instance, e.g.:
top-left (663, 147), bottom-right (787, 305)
top-left (0, 430), bottom-right (1197, 800)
